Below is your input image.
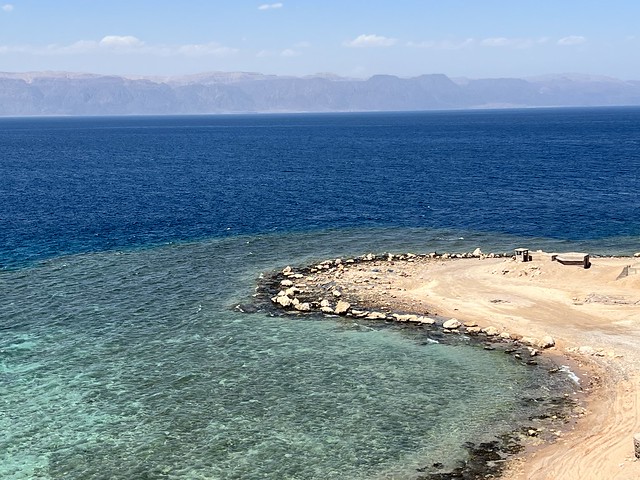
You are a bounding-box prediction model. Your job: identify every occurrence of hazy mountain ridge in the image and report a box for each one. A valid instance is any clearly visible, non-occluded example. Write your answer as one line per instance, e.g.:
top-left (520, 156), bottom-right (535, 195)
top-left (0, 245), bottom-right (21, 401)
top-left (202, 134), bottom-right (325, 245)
top-left (1, 71), bottom-right (640, 115)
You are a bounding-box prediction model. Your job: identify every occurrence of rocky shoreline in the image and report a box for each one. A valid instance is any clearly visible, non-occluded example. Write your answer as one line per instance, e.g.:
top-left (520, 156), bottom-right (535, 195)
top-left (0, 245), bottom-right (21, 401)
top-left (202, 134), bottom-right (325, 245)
top-left (245, 250), bottom-right (592, 480)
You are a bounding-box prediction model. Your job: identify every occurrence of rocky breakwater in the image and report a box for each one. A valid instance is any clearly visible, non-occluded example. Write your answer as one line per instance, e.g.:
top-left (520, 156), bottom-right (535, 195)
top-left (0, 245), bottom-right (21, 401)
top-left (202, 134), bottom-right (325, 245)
top-left (259, 250), bottom-right (558, 356)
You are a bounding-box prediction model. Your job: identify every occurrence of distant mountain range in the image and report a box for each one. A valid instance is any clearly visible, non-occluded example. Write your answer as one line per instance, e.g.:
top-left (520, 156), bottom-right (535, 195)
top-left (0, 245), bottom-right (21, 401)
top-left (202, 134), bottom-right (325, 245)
top-left (1, 71), bottom-right (640, 116)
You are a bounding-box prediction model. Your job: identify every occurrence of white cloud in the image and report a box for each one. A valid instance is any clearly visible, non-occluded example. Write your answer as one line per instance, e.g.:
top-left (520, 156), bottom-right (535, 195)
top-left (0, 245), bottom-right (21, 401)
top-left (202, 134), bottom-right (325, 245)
top-left (256, 49), bottom-right (274, 57)
top-left (294, 41), bottom-right (311, 48)
top-left (345, 34), bottom-right (397, 48)
top-left (479, 37), bottom-right (547, 49)
top-left (557, 35), bottom-right (587, 46)
top-left (258, 3), bottom-right (283, 10)
top-left (176, 43), bottom-right (237, 57)
top-left (1, 4), bottom-right (13, 12)
top-left (0, 37), bottom-right (238, 57)
top-left (407, 38), bottom-right (475, 50)
top-left (99, 35), bottom-right (145, 49)
top-left (280, 48), bottom-right (300, 57)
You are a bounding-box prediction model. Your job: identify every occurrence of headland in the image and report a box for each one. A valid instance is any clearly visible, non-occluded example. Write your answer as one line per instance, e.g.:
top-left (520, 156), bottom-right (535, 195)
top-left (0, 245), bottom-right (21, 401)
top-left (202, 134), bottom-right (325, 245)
top-left (259, 249), bottom-right (640, 479)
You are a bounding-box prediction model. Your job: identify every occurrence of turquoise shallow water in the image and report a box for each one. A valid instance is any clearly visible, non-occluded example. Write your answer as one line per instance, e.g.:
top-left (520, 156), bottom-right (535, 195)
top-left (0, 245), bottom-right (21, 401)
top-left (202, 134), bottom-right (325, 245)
top-left (1, 229), bottom-right (585, 479)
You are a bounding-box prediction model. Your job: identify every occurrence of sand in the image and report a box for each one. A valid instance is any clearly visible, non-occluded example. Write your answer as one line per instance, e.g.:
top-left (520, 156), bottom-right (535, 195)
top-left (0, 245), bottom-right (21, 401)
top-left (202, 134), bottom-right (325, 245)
top-left (284, 251), bottom-right (640, 479)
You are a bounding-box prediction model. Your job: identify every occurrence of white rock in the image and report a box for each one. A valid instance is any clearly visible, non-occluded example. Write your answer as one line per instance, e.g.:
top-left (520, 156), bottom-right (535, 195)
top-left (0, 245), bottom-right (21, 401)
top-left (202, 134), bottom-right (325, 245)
top-left (393, 313), bottom-right (417, 322)
top-left (331, 290), bottom-right (342, 297)
top-left (276, 296), bottom-right (293, 307)
top-left (537, 336), bottom-right (555, 349)
top-left (482, 326), bottom-right (500, 336)
top-left (280, 279), bottom-right (294, 287)
top-left (282, 266), bottom-right (293, 275)
top-left (334, 300), bottom-right (351, 315)
top-left (320, 306), bottom-right (334, 314)
top-left (578, 346), bottom-right (596, 356)
top-left (417, 316), bottom-right (435, 325)
top-left (472, 247), bottom-right (483, 257)
top-left (320, 299), bottom-right (331, 308)
top-left (366, 311), bottom-right (387, 320)
top-left (295, 302), bottom-right (311, 311)
top-left (443, 319), bottom-right (461, 329)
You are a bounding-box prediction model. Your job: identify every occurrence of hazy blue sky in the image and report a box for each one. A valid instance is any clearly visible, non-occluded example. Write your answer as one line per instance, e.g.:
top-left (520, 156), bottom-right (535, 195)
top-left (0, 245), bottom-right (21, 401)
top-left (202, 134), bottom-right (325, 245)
top-left (0, 1), bottom-right (638, 78)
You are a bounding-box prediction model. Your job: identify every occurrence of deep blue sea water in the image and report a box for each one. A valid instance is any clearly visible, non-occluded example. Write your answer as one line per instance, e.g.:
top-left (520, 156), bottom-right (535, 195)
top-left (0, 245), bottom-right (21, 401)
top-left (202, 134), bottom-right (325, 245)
top-left (1, 108), bottom-right (639, 479)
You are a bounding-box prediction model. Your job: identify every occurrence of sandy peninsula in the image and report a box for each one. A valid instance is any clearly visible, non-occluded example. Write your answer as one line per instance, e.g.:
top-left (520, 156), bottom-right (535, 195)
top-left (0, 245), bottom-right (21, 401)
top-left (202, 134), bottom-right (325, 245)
top-left (268, 250), bottom-right (640, 479)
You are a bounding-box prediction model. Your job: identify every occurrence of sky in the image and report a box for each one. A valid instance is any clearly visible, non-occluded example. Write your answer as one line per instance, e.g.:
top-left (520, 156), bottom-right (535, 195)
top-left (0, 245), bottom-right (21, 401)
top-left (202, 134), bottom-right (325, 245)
top-left (0, 1), bottom-right (639, 79)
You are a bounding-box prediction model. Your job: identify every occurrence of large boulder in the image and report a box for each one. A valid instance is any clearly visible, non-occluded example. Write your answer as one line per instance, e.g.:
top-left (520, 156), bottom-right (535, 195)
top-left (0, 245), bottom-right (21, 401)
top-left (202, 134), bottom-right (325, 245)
top-left (482, 326), bottom-right (500, 336)
top-left (334, 301), bottom-right (351, 315)
top-left (276, 296), bottom-right (293, 308)
top-left (443, 319), bottom-right (461, 329)
top-left (537, 336), bottom-right (555, 349)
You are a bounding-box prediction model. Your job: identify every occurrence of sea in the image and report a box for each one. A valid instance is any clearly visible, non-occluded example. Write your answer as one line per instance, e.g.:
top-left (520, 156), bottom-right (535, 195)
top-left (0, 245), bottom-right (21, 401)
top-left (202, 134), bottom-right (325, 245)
top-left (1, 108), bottom-right (639, 479)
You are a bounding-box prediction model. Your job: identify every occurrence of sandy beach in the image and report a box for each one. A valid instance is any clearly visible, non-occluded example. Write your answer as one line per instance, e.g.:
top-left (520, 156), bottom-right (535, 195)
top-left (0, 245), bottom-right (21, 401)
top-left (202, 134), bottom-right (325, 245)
top-left (270, 250), bottom-right (640, 479)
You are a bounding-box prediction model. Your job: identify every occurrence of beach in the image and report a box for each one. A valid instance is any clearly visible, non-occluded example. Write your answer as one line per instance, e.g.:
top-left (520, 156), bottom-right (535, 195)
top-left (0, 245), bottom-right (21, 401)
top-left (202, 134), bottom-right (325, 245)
top-left (269, 250), bottom-right (640, 479)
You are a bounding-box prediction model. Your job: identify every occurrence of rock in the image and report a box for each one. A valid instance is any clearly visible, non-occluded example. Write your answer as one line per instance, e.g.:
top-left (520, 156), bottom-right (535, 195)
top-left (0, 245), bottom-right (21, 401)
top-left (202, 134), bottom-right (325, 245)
top-left (280, 279), bottom-right (294, 287)
top-left (334, 300), bottom-right (351, 315)
top-left (350, 309), bottom-right (368, 317)
top-left (482, 326), bottom-right (500, 336)
top-left (417, 316), bottom-right (435, 325)
top-left (520, 336), bottom-right (536, 346)
top-left (320, 299), bottom-right (331, 308)
top-left (443, 319), bottom-right (461, 329)
top-left (464, 320), bottom-right (478, 327)
top-left (472, 247), bottom-right (483, 257)
top-left (466, 327), bottom-right (481, 334)
top-left (527, 347), bottom-right (539, 356)
top-left (334, 258), bottom-right (342, 265)
top-left (578, 346), bottom-right (596, 356)
top-left (634, 252), bottom-right (640, 258)
top-left (366, 311), bottom-right (387, 320)
top-left (393, 313), bottom-right (417, 322)
top-left (537, 336), bottom-right (555, 349)
top-left (320, 306), bottom-right (334, 314)
top-left (499, 332), bottom-right (512, 340)
top-left (528, 429), bottom-right (538, 437)
top-left (295, 302), bottom-right (311, 311)
top-left (276, 296), bottom-right (293, 308)
top-left (331, 290), bottom-right (342, 297)
top-left (282, 266), bottom-right (293, 275)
